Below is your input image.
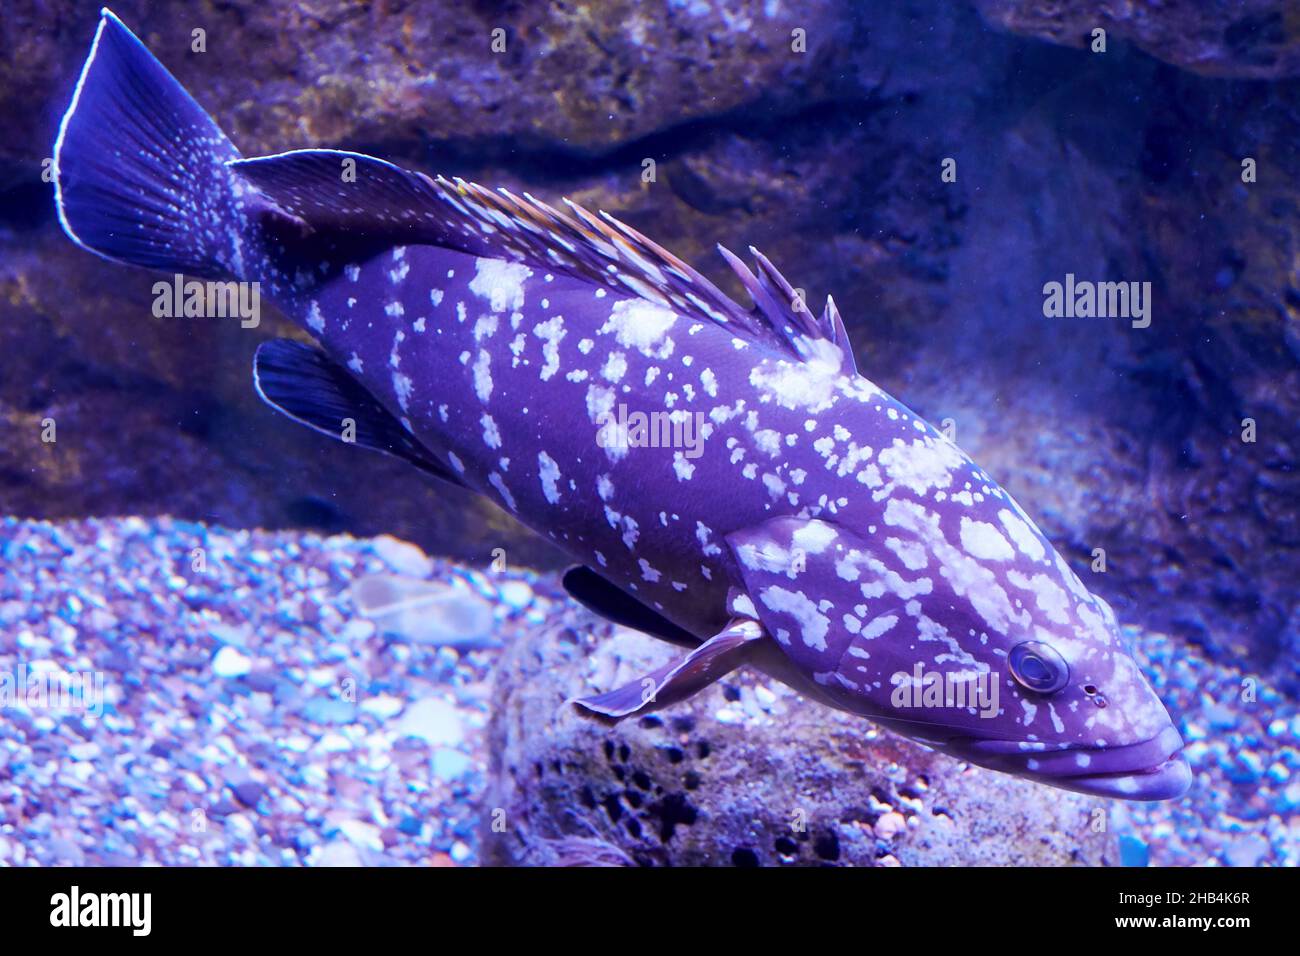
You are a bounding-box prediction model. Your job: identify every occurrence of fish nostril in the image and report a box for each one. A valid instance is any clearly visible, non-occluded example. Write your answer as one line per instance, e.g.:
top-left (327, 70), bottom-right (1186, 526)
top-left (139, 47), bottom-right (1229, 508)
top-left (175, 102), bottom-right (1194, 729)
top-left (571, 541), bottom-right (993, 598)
top-left (1084, 684), bottom-right (1098, 695)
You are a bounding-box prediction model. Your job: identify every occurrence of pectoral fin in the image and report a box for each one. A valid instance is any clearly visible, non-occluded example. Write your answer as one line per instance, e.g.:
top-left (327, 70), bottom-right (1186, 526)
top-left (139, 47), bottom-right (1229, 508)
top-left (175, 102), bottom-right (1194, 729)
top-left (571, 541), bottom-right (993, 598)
top-left (572, 619), bottom-right (766, 723)
top-left (562, 565), bottom-right (698, 649)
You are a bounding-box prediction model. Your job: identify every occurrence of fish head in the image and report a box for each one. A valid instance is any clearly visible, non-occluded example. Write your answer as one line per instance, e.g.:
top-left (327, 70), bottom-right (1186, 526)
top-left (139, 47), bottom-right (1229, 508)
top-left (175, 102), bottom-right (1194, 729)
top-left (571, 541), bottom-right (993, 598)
top-left (923, 584), bottom-right (1191, 802)
top-left (727, 511), bottom-right (1190, 801)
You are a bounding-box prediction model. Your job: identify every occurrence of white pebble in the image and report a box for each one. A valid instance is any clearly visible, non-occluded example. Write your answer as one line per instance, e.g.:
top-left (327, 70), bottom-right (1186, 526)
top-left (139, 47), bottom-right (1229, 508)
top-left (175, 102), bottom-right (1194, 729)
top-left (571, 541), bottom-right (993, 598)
top-left (212, 646), bottom-right (252, 678)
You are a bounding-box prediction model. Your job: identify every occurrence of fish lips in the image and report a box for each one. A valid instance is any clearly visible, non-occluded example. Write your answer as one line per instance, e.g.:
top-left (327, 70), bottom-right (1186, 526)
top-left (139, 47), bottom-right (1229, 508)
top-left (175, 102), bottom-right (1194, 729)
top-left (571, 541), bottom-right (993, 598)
top-left (954, 724), bottom-right (1191, 801)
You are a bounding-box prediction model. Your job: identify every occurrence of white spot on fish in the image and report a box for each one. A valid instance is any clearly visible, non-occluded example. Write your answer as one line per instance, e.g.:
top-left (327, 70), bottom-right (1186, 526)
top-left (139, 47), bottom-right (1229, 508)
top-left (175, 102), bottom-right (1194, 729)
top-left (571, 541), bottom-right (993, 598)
top-left (489, 472), bottom-right (516, 511)
top-left (861, 614), bottom-right (899, 640)
top-left (481, 413), bottom-right (501, 449)
top-left (754, 429), bottom-right (782, 457)
top-left (306, 300), bottom-right (326, 332)
top-left (473, 350), bottom-right (493, 403)
top-left (792, 521), bottom-right (837, 555)
top-left (599, 299), bottom-right (676, 358)
top-left (533, 316), bottom-right (566, 381)
top-left (538, 451), bottom-right (561, 505)
top-left (998, 508), bottom-right (1046, 561)
top-left (473, 313), bottom-right (499, 342)
top-left (959, 517), bottom-right (1014, 561)
top-left (601, 351), bottom-right (628, 383)
top-left (673, 452), bottom-right (695, 481)
top-left (469, 258), bottom-right (532, 313)
top-left (392, 372), bottom-right (413, 412)
top-left (759, 586), bottom-right (830, 651)
top-left (877, 436), bottom-right (964, 496)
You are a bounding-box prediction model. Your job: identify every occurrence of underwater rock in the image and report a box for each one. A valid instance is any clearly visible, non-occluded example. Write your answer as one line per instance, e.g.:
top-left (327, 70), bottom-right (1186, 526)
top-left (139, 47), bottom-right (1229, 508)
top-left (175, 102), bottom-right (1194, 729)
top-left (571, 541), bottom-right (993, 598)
top-left (3, 0), bottom-right (862, 165)
top-left (352, 573), bottom-right (498, 646)
top-left (974, 1), bottom-right (1300, 78)
top-left (482, 616), bottom-right (1121, 866)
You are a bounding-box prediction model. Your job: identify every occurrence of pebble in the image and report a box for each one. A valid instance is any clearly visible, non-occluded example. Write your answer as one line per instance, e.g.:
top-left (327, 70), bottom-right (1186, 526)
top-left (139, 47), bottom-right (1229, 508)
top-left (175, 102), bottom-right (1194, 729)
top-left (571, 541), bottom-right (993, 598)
top-left (1, 514), bottom-right (1294, 868)
top-left (360, 695), bottom-right (405, 720)
top-left (432, 748), bottom-right (473, 781)
top-left (212, 646), bottom-right (252, 678)
top-left (314, 840), bottom-right (364, 867)
top-left (497, 580), bottom-right (534, 611)
top-left (209, 623), bottom-right (250, 647)
top-left (1224, 834), bottom-right (1270, 868)
top-left (299, 697), bottom-right (357, 725)
top-left (371, 535), bottom-right (434, 578)
top-left (337, 819), bottom-right (384, 853)
top-left (395, 697), bottom-right (463, 746)
top-left (0, 514), bottom-right (559, 865)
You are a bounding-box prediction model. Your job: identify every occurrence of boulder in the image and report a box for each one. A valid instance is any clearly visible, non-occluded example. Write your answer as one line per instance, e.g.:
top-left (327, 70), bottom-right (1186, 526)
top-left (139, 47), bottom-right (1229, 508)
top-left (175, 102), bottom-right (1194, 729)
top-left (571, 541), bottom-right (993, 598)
top-left (481, 614), bottom-right (1120, 866)
top-left (975, 1), bottom-right (1300, 79)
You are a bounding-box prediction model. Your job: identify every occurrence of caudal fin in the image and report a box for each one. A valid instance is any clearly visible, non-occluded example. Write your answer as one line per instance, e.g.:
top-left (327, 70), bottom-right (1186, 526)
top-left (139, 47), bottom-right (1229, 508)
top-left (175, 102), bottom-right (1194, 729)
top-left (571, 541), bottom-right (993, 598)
top-left (53, 9), bottom-right (247, 278)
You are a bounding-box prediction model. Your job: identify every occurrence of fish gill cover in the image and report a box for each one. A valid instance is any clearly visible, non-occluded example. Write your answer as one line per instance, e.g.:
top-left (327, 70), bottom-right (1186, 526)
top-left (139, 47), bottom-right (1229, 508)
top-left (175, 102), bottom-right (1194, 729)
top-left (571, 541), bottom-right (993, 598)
top-left (0, 1), bottom-right (1294, 869)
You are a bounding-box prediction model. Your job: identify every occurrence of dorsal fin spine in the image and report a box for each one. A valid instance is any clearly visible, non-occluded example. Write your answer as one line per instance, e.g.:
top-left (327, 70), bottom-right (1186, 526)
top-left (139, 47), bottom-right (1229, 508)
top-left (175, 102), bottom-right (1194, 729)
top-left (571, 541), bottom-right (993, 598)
top-left (232, 148), bottom-right (858, 367)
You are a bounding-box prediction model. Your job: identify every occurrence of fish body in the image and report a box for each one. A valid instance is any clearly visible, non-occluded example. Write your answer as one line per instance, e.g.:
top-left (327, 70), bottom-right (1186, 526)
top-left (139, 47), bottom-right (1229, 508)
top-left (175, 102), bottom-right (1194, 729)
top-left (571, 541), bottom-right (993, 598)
top-left (54, 10), bottom-right (1190, 800)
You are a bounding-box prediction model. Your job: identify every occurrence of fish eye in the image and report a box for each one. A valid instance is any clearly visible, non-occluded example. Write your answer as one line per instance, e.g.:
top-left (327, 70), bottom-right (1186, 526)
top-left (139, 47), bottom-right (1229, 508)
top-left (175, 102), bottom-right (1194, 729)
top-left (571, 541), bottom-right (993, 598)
top-left (1007, 641), bottom-right (1070, 695)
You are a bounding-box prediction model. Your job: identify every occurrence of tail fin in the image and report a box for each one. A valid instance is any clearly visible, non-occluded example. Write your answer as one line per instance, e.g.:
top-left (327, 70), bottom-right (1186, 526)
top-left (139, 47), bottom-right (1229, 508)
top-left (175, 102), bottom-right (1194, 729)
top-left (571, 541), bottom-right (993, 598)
top-left (54, 9), bottom-right (248, 279)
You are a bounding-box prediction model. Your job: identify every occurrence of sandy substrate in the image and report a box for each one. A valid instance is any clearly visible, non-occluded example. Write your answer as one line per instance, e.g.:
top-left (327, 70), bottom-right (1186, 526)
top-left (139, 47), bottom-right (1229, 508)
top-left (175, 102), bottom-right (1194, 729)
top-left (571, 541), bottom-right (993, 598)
top-left (0, 515), bottom-right (1294, 866)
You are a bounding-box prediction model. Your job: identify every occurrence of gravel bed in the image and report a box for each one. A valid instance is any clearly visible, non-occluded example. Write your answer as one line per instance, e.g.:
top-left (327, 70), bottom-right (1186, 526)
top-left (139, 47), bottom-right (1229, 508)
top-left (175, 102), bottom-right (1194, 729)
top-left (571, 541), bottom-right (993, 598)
top-left (0, 515), bottom-right (1292, 866)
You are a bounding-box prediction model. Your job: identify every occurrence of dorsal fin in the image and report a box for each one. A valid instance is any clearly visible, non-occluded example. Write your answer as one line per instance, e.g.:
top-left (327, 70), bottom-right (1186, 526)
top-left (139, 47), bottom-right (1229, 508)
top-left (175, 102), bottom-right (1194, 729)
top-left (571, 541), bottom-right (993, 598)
top-left (432, 177), bottom-right (769, 339)
top-left (230, 149), bottom-right (858, 369)
top-left (823, 295), bottom-right (859, 376)
top-left (717, 244), bottom-right (859, 372)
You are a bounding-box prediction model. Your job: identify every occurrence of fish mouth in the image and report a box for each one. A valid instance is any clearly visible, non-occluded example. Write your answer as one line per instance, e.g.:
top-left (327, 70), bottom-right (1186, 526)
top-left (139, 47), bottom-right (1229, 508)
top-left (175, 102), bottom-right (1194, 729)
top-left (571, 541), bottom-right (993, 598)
top-left (1050, 750), bottom-right (1192, 801)
top-left (953, 724), bottom-right (1191, 801)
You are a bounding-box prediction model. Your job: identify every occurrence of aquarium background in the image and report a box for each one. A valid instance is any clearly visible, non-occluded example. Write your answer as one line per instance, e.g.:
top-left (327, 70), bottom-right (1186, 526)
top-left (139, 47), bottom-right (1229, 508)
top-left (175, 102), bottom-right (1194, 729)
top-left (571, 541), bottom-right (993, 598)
top-left (0, 0), bottom-right (1296, 866)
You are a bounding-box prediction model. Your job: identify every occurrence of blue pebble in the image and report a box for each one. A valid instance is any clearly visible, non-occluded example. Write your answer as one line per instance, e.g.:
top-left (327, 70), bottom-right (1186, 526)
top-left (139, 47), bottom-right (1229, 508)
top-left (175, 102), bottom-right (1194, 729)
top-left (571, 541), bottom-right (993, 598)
top-left (432, 748), bottom-right (473, 781)
top-left (300, 697), bottom-right (357, 725)
top-left (1119, 834), bottom-right (1150, 867)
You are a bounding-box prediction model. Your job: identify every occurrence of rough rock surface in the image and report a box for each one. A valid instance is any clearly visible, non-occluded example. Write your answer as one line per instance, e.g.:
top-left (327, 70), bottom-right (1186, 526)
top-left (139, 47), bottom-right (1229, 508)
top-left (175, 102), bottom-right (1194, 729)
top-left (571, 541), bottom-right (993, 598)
top-left (975, 1), bottom-right (1300, 78)
top-left (481, 616), bottom-right (1120, 866)
top-left (1, 0), bottom-right (866, 164)
top-left (0, 1), bottom-right (1296, 685)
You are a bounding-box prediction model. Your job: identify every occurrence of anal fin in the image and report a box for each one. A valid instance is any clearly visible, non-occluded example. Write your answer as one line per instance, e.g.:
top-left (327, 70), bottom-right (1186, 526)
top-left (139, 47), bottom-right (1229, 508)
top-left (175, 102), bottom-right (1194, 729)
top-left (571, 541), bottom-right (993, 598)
top-left (253, 338), bottom-right (466, 488)
top-left (572, 619), bottom-right (766, 723)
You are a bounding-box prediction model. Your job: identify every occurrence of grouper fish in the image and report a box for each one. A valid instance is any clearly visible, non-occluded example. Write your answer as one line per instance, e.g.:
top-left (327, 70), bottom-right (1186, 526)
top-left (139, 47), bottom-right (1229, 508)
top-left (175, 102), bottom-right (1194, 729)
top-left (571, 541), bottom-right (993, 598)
top-left (54, 10), bottom-right (1190, 800)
